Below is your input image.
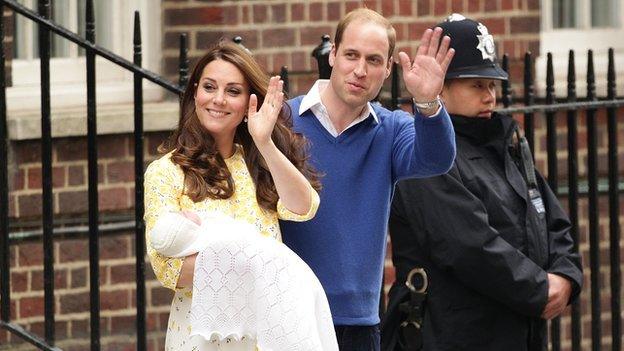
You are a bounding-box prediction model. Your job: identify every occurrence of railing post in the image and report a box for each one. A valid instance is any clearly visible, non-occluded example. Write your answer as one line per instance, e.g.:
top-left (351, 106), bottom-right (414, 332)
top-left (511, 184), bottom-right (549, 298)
top-left (586, 49), bottom-right (601, 351)
top-left (523, 52), bottom-right (535, 152)
top-left (391, 62), bottom-right (399, 110)
top-left (545, 52), bottom-right (561, 351)
top-left (280, 65), bottom-right (289, 96)
top-left (606, 47), bottom-right (620, 351)
top-left (178, 33), bottom-right (188, 91)
top-left (312, 35), bottom-right (332, 79)
top-left (85, 0), bottom-right (101, 350)
top-left (37, 0), bottom-right (56, 345)
top-left (0, 0), bottom-right (11, 326)
top-left (501, 54), bottom-right (512, 107)
top-left (566, 49), bottom-right (582, 351)
top-left (133, 11), bottom-right (147, 351)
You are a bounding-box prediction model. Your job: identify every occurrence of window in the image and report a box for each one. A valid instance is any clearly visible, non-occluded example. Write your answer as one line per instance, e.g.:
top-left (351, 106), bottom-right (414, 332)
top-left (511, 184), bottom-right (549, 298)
top-left (8, 0), bottom-right (163, 110)
top-left (537, 0), bottom-right (624, 97)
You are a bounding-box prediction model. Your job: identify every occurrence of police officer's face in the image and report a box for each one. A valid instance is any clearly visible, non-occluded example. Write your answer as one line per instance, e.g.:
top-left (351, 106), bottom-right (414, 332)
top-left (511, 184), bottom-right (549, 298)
top-left (440, 78), bottom-right (497, 118)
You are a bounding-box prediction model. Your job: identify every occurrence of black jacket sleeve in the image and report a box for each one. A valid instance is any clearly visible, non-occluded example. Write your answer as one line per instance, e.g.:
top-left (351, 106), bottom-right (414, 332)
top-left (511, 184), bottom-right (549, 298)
top-left (390, 166), bottom-right (549, 318)
top-left (536, 172), bottom-right (583, 301)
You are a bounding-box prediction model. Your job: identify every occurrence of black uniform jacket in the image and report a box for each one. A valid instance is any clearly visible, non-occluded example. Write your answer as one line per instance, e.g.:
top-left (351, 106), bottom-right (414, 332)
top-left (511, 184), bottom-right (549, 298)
top-left (385, 113), bottom-right (583, 351)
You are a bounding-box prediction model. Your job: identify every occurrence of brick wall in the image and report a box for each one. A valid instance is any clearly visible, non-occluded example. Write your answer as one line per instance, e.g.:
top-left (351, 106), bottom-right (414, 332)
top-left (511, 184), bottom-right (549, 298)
top-left (2, 1), bottom-right (622, 350)
top-left (161, 0), bottom-right (540, 97)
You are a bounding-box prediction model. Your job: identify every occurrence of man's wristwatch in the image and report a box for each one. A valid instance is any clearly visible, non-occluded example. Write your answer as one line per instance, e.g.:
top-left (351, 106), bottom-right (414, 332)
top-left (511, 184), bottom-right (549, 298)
top-left (412, 96), bottom-right (441, 115)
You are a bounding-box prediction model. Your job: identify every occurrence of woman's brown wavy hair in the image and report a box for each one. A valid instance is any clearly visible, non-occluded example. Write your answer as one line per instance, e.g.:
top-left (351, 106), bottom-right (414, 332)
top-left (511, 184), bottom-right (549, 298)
top-left (160, 41), bottom-right (321, 211)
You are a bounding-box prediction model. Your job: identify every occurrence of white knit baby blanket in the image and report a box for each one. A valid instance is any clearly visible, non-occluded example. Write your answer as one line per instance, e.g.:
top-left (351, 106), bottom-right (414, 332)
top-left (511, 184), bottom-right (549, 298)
top-left (189, 230), bottom-right (338, 351)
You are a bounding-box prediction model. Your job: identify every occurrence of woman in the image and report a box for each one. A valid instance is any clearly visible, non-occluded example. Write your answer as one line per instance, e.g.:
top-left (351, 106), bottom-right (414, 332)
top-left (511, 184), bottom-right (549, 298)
top-left (144, 41), bottom-right (322, 350)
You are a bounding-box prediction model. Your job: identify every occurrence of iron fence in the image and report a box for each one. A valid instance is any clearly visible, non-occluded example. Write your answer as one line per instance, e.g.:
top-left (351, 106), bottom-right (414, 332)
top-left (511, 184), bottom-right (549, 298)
top-left (0, 0), bottom-right (623, 350)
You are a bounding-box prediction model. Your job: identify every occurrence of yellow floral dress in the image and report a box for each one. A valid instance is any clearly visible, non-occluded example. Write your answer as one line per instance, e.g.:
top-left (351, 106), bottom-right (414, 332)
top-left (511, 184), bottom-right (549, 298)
top-left (144, 145), bottom-right (319, 351)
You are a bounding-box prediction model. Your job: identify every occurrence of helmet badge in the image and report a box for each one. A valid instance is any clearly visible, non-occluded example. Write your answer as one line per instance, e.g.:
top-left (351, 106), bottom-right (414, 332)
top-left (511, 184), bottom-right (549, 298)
top-left (476, 23), bottom-right (496, 62)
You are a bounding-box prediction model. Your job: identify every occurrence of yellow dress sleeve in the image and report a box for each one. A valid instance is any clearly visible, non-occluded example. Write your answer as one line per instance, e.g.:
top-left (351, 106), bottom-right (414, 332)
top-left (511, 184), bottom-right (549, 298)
top-left (144, 156), bottom-right (185, 290)
top-left (276, 186), bottom-right (320, 222)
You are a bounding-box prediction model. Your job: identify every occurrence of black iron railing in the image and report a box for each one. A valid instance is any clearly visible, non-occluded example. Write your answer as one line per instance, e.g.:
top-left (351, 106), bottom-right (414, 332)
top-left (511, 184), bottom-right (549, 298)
top-left (0, 0), bottom-right (188, 350)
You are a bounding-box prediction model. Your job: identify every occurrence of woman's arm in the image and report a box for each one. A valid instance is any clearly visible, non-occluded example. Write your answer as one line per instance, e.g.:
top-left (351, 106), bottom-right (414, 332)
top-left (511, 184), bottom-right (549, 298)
top-left (247, 76), bottom-right (315, 215)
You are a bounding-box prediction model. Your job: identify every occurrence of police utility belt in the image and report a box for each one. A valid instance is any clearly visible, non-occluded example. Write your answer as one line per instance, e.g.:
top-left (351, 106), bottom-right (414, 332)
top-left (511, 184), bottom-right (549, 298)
top-left (397, 268), bottom-right (428, 351)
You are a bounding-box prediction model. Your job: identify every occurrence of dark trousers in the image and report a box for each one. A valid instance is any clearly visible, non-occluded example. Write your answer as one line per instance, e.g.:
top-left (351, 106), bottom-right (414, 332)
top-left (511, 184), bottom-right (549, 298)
top-left (335, 324), bottom-right (380, 351)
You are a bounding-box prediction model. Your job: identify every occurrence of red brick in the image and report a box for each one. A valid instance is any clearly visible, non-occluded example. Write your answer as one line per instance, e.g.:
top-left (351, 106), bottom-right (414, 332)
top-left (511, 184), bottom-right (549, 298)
top-left (151, 286), bottom-right (174, 307)
top-left (345, 1), bottom-right (361, 13)
top-left (55, 138), bottom-right (86, 162)
top-left (68, 165), bottom-right (85, 186)
top-left (59, 240), bottom-right (88, 263)
top-left (15, 140), bottom-right (41, 163)
top-left (291, 3), bottom-right (305, 21)
top-left (310, 2), bottom-right (323, 21)
top-left (17, 241), bottom-right (43, 266)
top-left (98, 187), bottom-right (129, 211)
top-left (19, 296), bottom-right (44, 318)
top-left (57, 190), bottom-right (87, 214)
top-left (164, 7), bottom-right (223, 26)
top-left (27, 166), bottom-right (65, 189)
top-left (398, 0), bottom-right (413, 16)
top-left (291, 51), bottom-right (308, 72)
top-left (327, 2), bottom-right (342, 21)
top-left (12, 168), bottom-right (25, 190)
top-left (364, 0), bottom-right (380, 11)
top-left (60, 292), bottom-right (90, 314)
top-left (271, 4), bottom-right (286, 23)
top-left (263, 28), bottom-right (296, 47)
top-left (11, 271), bottom-right (28, 293)
top-left (381, 0), bottom-right (394, 16)
top-left (71, 318), bottom-right (90, 338)
top-left (485, 0), bottom-right (498, 11)
top-left (527, 0), bottom-right (539, 10)
top-left (99, 136), bottom-right (128, 159)
top-left (110, 315), bottom-right (135, 334)
top-left (101, 290), bottom-right (129, 310)
top-left (409, 22), bottom-right (437, 41)
top-left (9, 194), bottom-right (16, 218)
top-left (195, 30), bottom-right (225, 50)
top-left (71, 267), bottom-right (88, 288)
top-left (501, 0), bottom-right (515, 10)
top-left (17, 193), bottom-right (41, 218)
top-left (222, 5), bottom-right (238, 25)
top-left (241, 4), bottom-right (250, 24)
top-left (101, 236), bottom-right (129, 260)
top-left (272, 53), bottom-right (289, 74)
top-left (31, 269), bottom-right (67, 291)
top-left (107, 161), bottom-right (135, 184)
top-left (510, 16), bottom-right (540, 34)
top-left (300, 26), bottom-right (334, 46)
top-left (451, 0), bottom-right (464, 12)
top-left (110, 263), bottom-right (135, 284)
top-left (221, 30), bottom-right (259, 50)
top-left (467, 0), bottom-right (481, 12)
top-left (252, 4), bottom-right (267, 23)
top-left (434, 0), bottom-right (448, 15)
top-left (481, 18), bottom-right (506, 35)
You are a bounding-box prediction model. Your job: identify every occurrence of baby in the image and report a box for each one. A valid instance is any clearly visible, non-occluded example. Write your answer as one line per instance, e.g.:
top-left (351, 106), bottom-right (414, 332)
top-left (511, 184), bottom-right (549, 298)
top-left (149, 211), bottom-right (259, 258)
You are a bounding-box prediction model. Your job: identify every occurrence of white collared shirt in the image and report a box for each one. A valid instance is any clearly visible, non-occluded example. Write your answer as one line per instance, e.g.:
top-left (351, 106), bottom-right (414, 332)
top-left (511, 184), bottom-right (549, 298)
top-left (298, 80), bottom-right (378, 137)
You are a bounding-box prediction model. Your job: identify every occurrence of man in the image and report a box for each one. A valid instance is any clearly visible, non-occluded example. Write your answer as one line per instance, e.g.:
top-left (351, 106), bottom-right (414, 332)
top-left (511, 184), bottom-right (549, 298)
top-left (383, 14), bottom-right (583, 351)
top-left (280, 8), bottom-right (456, 350)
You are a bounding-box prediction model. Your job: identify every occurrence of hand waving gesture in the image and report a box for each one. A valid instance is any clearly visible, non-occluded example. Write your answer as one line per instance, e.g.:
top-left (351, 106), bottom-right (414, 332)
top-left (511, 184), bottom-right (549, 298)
top-left (247, 76), bottom-right (284, 146)
top-left (398, 27), bottom-right (454, 103)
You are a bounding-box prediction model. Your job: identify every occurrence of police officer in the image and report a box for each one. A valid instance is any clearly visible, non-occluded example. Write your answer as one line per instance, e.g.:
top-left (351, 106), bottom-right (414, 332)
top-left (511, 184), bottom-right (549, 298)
top-left (382, 14), bottom-right (583, 351)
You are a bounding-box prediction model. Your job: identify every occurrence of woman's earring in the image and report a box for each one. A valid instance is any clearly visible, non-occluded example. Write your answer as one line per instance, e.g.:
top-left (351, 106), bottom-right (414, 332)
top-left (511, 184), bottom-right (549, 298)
top-left (243, 115), bottom-right (248, 123)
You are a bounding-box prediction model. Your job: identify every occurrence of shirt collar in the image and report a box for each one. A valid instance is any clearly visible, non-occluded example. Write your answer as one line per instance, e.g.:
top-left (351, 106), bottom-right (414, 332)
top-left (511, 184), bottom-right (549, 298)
top-left (299, 79), bottom-right (378, 123)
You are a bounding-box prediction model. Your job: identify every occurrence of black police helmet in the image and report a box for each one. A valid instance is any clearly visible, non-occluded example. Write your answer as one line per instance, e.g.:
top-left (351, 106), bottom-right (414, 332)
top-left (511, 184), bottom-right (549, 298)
top-left (437, 13), bottom-right (508, 81)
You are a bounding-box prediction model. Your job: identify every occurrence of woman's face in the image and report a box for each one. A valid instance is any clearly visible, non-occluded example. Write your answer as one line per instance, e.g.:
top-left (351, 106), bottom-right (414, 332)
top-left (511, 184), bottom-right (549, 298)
top-left (194, 59), bottom-right (250, 146)
top-left (440, 78), bottom-right (498, 118)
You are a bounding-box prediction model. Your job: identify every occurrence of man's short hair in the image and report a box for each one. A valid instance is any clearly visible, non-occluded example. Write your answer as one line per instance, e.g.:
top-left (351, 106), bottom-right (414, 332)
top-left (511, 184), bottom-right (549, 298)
top-left (334, 8), bottom-right (396, 59)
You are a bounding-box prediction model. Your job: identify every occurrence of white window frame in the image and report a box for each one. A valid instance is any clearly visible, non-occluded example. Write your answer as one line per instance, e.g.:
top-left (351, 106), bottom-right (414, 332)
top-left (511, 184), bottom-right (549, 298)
top-left (7, 0), bottom-right (163, 111)
top-left (537, 0), bottom-right (624, 97)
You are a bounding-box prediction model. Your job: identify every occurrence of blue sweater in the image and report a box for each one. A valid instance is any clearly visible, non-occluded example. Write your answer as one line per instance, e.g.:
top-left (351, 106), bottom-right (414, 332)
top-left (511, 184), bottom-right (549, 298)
top-left (281, 96), bottom-right (456, 326)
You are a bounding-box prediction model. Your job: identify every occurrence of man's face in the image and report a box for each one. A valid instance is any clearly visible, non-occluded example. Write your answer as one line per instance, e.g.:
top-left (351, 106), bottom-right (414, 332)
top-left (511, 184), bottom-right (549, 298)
top-left (441, 78), bottom-right (498, 118)
top-left (328, 20), bottom-right (392, 110)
